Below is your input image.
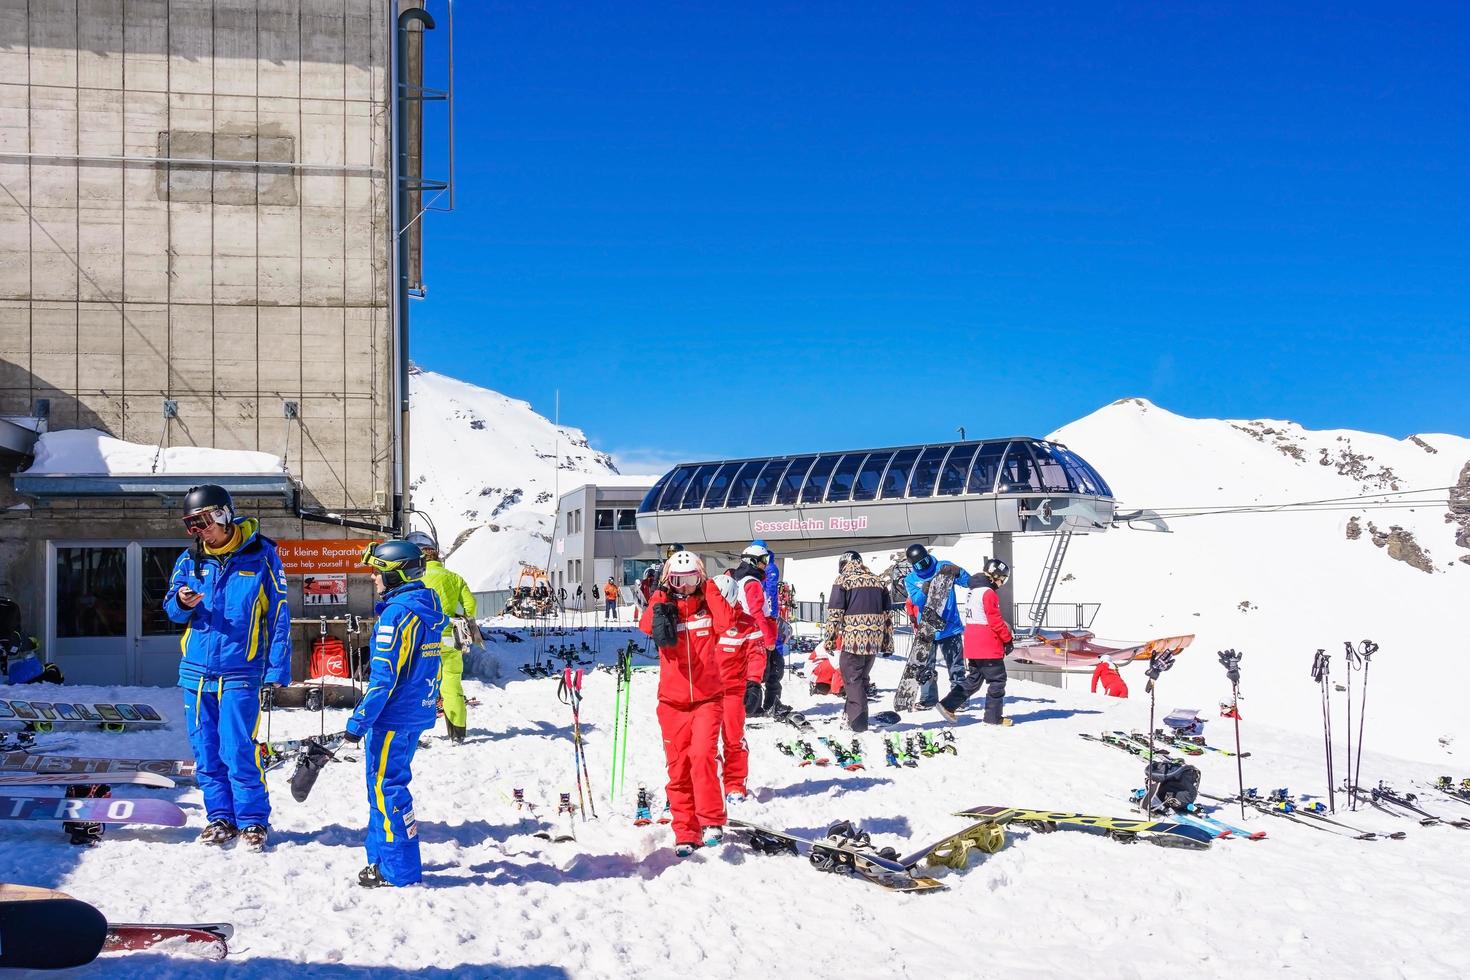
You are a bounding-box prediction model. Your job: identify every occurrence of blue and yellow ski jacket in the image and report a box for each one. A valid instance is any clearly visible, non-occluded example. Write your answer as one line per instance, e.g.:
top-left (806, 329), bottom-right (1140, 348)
top-left (165, 518), bottom-right (292, 690)
top-left (347, 582), bottom-right (448, 737)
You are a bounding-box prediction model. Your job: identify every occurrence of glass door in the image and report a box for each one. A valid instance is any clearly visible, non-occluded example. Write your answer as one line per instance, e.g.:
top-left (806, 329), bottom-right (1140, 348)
top-left (48, 540), bottom-right (190, 686)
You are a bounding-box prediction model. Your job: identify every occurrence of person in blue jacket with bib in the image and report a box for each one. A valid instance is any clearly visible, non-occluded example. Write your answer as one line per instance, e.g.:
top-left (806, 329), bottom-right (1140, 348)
top-left (346, 539), bottom-right (448, 888)
top-left (164, 484), bottom-right (291, 850)
top-left (902, 543), bottom-right (978, 708)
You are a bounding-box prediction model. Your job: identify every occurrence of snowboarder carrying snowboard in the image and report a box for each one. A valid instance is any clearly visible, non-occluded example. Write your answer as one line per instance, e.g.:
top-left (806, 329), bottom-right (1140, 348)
top-left (408, 531), bottom-right (477, 744)
top-left (347, 539), bottom-right (450, 887)
top-left (824, 550), bottom-right (893, 732)
top-left (902, 544), bottom-right (979, 707)
top-left (938, 558), bottom-right (1014, 725)
top-left (165, 484), bottom-right (291, 850)
top-left (639, 551), bottom-right (729, 855)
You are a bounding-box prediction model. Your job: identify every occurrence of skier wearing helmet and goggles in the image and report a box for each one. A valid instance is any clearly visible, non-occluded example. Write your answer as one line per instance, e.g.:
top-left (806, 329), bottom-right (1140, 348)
top-left (638, 550), bottom-right (734, 856)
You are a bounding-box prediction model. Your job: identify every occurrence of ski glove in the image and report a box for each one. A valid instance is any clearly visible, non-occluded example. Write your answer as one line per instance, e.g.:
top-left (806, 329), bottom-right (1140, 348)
top-left (1145, 649), bottom-right (1177, 681)
top-left (744, 681), bottom-right (762, 714)
top-left (937, 562), bottom-right (961, 577)
top-left (1003, 641), bottom-right (1014, 657)
top-left (342, 731), bottom-right (362, 746)
top-left (1217, 648), bottom-right (1242, 685)
top-left (650, 602), bottom-right (680, 649)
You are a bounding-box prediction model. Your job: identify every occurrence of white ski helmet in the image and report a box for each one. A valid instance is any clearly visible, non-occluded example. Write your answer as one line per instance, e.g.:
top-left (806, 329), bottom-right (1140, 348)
top-left (662, 550), bottom-right (706, 582)
top-left (742, 542), bottom-right (771, 563)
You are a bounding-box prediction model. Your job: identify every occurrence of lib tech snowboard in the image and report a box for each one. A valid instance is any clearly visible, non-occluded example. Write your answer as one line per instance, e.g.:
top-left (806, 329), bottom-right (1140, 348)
top-left (0, 750), bottom-right (195, 783)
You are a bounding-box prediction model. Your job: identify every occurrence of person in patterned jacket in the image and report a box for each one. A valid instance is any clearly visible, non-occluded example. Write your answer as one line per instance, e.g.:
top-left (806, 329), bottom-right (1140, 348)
top-left (823, 550), bottom-right (893, 732)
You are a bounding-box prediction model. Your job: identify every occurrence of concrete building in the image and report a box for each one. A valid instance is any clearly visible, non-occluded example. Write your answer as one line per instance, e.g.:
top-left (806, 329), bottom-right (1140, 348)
top-left (0, 1), bottom-right (440, 685)
top-left (551, 478), bottom-right (658, 604)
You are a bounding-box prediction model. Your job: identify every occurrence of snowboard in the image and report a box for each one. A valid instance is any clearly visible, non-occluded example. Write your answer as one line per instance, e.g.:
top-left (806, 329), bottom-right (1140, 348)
top-left (893, 566), bottom-right (960, 712)
top-left (288, 736), bottom-right (342, 803)
top-left (0, 794), bottom-right (187, 827)
top-left (953, 805), bottom-right (1213, 849)
top-left (896, 819), bottom-right (1009, 871)
top-left (0, 897), bottom-right (109, 969)
top-left (0, 886), bottom-right (231, 961)
top-left (262, 683), bottom-right (363, 711)
top-left (0, 769), bottom-right (175, 789)
top-left (256, 730), bottom-right (350, 772)
top-left (0, 750), bottom-right (195, 782)
top-left (0, 700), bottom-right (167, 732)
top-left (728, 819), bottom-right (946, 893)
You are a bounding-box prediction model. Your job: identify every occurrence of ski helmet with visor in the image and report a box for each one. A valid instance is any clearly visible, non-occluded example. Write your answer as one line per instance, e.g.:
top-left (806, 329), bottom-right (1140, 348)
top-left (361, 539), bottom-right (427, 589)
top-left (662, 550), bottom-right (706, 593)
top-left (181, 484), bottom-right (234, 535)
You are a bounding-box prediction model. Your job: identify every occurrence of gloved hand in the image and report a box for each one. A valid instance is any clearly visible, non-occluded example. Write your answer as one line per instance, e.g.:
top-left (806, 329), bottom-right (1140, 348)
top-left (1145, 649), bottom-right (1177, 682)
top-left (744, 682), bottom-right (762, 714)
top-left (343, 731), bottom-right (362, 746)
top-left (938, 562), bottom-right (961, 576)
top-left (1217, 648), bottom-right (1242, 685)
top-left (1003, 641), bottom-right (1014, 656)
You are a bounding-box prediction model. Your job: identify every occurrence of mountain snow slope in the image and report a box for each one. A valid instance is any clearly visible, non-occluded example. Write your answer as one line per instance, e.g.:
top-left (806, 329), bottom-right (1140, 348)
top-left (408, 367), bottom-right (636, 590)
top-left (787, 398), bottom-right (1470, 760)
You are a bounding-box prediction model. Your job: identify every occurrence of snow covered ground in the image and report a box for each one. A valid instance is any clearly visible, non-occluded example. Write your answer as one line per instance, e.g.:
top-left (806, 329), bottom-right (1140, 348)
top-left (5, 624), bottom-right (1469, 978)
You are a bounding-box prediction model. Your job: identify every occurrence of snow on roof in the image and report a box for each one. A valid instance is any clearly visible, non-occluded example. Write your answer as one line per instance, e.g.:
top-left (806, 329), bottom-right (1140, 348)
top-left (22, 428), bottom-right (284, 476)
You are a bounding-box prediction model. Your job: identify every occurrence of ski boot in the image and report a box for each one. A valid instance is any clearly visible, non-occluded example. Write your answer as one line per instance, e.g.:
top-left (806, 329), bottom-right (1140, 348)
top-left (725, 787), bottom-right (750, 805)
top-left (198, 818), bottom-right (240, 846)
top-left (633, 787), bottom-right (653, 826)
top-left (826, 819), bottom-right (871, 849)
top-left (902, 735), bottom-right (921, 767)
top-left (240, 824), bottom-right (269, 851)
top-left (702, 825), bottom-right (725, 847)
top-left (358, 863), bottom-right (388, 888)
top-left (674, 842), bottom-right (698, 858)
top-left (658, 800), bottom-right (672, 825)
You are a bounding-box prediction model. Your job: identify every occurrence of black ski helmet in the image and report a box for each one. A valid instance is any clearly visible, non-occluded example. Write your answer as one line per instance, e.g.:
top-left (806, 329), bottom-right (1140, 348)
top-left (905, 543), bottom-right (932, 569)
top-left (838, 549), bottom-right (862, 572)
top-left (361, 539), bottom-right (427, 589)
top-left (183, 484), bottom-right (233, 517)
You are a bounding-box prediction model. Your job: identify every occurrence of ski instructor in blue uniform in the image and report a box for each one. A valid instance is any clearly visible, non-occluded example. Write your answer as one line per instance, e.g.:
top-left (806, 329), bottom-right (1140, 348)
top-left (346, 539), bottom-right (448, 888)
top-left (165, 484), bottom-right (291, 850)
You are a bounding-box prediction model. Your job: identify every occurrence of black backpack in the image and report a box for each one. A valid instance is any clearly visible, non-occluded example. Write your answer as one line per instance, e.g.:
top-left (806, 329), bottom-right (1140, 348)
top-left (1143, 759), bottom-right (1202, 813)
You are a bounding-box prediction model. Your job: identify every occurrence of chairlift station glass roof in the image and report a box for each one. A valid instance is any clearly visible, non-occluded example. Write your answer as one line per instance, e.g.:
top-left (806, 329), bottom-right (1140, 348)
top-left (636, 437), bottom-right (1116, 554)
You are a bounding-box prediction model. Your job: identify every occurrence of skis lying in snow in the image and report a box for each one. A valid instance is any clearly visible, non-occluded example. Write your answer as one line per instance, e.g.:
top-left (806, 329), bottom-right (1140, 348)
top-left (1355, 783), bottom-right (1470, 829)
top-left (1200, 791), bottom-right (1402, 840)
top-left (953, 805), bottom-right (1213, 849)
top-left (0, 886), bottom-right (232, 964)
top-left (0, 769), bottom-right (175, 789)
top-left (0, 749), bottom-right (195, 783)
top-left (0, 732), bottom-right (78, 753)
top-left (1078, 732), bottom-right (1176, 760)
top-left (728, 819), bottom-right (946, 893)
top-left (525, 791), bottom-right (577, 842)
top-left (0, 794), bottom-right (186, 827)
top-left (1153, 728), bottom-right (1250, 758)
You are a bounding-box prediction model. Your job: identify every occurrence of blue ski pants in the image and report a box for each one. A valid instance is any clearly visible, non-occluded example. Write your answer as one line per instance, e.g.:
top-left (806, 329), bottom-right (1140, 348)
top-left (364, 727), bottom-right (427, 885)
top-left (183, 681), bottom-right (270, 827)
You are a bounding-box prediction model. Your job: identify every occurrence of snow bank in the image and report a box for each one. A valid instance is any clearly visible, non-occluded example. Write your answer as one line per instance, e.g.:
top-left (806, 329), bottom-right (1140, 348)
top-left (24, 429), bottom-right (284, 476)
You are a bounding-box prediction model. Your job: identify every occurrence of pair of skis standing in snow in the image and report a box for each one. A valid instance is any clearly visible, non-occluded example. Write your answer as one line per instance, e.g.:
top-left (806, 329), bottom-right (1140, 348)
top-left (638, 543), bottom-right (785, 856)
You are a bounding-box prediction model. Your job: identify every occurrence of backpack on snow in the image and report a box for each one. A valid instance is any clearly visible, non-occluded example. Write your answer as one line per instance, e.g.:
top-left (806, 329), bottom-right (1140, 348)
top-left (308, 635), bottom-right (350, 679)
top-left (1142, 759), bottom-right (1201, 813)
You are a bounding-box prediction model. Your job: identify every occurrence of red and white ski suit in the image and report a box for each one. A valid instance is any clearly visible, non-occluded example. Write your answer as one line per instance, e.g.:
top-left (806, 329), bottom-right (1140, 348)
top-left (639, 583), bottom-right (729, 843)
top-left (714, 572), bottom-right (776, 794)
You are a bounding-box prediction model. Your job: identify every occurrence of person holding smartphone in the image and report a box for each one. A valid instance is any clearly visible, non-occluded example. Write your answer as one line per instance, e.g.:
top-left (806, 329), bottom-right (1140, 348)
top-left (165, 484), bottom-right (292, 851)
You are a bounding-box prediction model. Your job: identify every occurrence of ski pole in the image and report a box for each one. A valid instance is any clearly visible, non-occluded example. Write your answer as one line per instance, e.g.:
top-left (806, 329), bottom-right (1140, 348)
top-left (1311, 649), bottom-right (1335, 814)
top-left (1344, 640), bottom-right (1357, 808)
top-left (609, 656), bottom-right (625, 800)
top-left (559, 668), bottom-right (588, 819)
top-left (1353, 640), bottom-right (1377, 805)
top-left (1218, 649), bottom-right (1246, 821)
top-left (1143, 648), bottom-right (1176, 762)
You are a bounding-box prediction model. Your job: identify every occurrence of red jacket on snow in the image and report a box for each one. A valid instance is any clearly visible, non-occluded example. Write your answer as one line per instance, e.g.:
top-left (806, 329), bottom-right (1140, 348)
top-left (639, 583), bottom-right (730, 706)
top-left (960, 583), bottom-right (1012, 660)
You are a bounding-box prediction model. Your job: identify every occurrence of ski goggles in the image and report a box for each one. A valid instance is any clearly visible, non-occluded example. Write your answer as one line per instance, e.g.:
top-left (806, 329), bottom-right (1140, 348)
top-left (182, 508), bottom-right (228, 534)
top-left (666, 570), bottom-right (702, 591)
top-left (359, 545), bottom-right (402, 573)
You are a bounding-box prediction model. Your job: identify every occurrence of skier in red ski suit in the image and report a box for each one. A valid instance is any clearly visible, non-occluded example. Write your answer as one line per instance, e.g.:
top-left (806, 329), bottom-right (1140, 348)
top-left (638, 551), bottom-right (730, 854)
top-left (712, 544), bottom-right (778, 800)
top-left (1091, 656), bottom-right (1129, 698)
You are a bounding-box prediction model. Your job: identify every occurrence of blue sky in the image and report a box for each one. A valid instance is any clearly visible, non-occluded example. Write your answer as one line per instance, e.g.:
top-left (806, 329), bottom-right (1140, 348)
top-left (411, 2), bottom-right (1469, 474)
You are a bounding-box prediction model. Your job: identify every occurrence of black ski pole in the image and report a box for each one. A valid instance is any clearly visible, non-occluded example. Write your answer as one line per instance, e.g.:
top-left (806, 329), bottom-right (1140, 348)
top-left (1219, 649), bottom-right (1246, 820)
top-left (1344, 640), bottom-right (1357, 809)
top-left (1144, 647), bottom-right (1176, 762)
top-left (1352, 639), bottom-right (1377, 804)
top-left (1311, 649), bottom-right (1335, 814)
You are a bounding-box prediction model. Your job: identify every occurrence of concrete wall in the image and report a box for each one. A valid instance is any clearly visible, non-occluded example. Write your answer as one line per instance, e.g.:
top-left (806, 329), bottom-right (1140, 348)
top-left (0, 0), bottom-right (398, 667)
top-left (0, 0), bottom-right (392, 514)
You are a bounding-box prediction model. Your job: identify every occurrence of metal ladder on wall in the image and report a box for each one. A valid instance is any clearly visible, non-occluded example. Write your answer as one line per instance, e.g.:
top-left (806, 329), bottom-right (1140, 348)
top-left (1024, 528), bottom-right (1074, 636)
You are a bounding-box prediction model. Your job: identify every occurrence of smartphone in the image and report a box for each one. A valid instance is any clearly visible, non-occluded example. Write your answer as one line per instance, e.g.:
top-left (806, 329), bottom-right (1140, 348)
top-left (115, 704), bottom-right (141, 722)
top-left (96, 704), bottom-right (124, 722)
top-left (134, 704), bottom-right (162, 722)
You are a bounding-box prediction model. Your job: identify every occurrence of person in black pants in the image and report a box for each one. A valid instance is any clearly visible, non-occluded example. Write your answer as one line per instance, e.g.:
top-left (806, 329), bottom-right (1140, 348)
top-left (824, 550), bottom-right (894, 732)
top-left (938, 559), bottom-right (1014, 725)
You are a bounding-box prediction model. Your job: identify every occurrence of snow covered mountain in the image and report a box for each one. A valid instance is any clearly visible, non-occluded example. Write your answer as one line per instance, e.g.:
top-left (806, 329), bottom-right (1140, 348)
top-left (407, 367), bottom-right (634, 590)
top-left (788, 398), bottom-right (1470, 758)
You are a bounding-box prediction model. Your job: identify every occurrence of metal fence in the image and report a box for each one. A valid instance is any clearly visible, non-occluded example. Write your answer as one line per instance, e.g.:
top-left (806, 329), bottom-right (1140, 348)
top-left (1014, 602), bottom-right (1100, 631)
top-left (471, 590), bottom-right (512, 618)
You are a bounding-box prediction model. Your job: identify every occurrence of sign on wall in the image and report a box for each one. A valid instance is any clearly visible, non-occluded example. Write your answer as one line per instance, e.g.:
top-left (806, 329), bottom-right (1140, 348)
top-left (277, 539), bottom-right (372, 575)
top-left (302, 573), bottom-right (347, 606)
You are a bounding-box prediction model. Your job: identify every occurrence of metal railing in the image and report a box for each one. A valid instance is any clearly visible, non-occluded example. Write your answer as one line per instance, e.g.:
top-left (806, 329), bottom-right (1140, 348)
top-left (1013, 602), bottom-right (1100, 632)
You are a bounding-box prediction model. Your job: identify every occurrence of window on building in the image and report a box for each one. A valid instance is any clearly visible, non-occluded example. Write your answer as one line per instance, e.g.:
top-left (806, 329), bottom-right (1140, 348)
top-left (750, 459), bottom-right (792, 507)
top-left (575, 510), bottom-right (583, 533)
top-left (938, 443), bottom-right (980, 496)
top-left (1028, 442), bottom-right (1077, 493)
top-left (595, 509), bottom-right (615, 530)
top-left (617, 509), bottom-right (637, 530)
top-left (725, 459), bottom-right (767, 508)
top-left (801, 454), bottom-right (841, 504)
top-left (701, 461), bottom-right (742, 508)
top-left (968, 441), bottom-right (1008, 494)
top-left (566, 511), bottom-right (574, 533)
top-left (908, 446), bottom-right (950, 498)
top-left (997, 442), bottom-right (1044, 493)
top-left (55, 547), bottom-right (127, 638)
top-left (679, 463), bottom-right (721, 509)
top-left (852, 451), bottom-right (893, 501)
top-left (879, 448), bottom-right (921, 499)
top-left (825, 453), bottom-right (867, 502)
top-left (776, 457), bottom-right (816, 505)
top-left (653, 465), bottom-right (697, 510)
